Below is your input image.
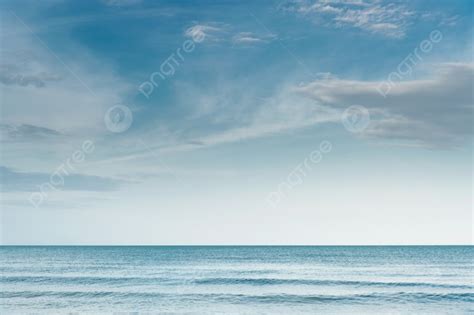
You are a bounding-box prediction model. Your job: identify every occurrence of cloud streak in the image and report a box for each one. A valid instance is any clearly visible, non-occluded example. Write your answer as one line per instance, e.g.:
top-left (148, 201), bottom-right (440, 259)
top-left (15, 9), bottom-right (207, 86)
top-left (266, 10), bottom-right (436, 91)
top-left (184, 24), bottom-right (276, 45)
top-left (0, 123), bottom-right (63, 142)
top-left (232, 32), bottom-right (276, 45)
top-left (0, 166), bottom-right (124, 192)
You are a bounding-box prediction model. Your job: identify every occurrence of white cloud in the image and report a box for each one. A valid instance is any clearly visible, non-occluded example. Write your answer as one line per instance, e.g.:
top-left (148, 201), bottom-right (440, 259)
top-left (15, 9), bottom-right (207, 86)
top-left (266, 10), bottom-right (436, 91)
top-left (101, 0), bottom-right (141, 6)
top-left (232, 32), bottom-right (276, 45)
top-left (421, 12), bottom-right (461, 27)
top-left (184, 25), bottom-right (276, 46)
top-left (281, 0), bottom-right (415, 38)
top-left (184, 24), bottom-right (225, 42)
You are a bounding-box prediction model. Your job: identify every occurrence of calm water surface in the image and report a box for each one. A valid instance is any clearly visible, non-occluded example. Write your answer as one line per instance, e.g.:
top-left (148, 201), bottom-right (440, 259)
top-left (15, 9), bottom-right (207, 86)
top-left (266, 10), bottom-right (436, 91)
top-left (1, 246), bottom-right (473, 314)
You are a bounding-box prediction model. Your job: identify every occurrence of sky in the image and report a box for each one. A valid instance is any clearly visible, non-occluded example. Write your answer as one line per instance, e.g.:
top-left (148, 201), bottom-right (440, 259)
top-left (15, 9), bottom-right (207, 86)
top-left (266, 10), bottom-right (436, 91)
top-left (0, 0), bottom-right (472, 245)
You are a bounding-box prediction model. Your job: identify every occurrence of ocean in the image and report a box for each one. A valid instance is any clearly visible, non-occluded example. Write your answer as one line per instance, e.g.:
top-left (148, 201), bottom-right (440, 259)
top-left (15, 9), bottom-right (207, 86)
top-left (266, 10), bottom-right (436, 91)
top-left (0, 246), bottom-right (472, 314)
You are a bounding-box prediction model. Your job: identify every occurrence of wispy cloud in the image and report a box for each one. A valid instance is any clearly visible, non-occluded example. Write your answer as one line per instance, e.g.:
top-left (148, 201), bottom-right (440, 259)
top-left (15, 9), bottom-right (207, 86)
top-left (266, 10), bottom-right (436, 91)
top-left (101, 0), bottom-right (142, 7)
top-left (184, 24), bottom-right (276, 45)
top-left (232, 32), bottom-right (276, 45)
top-left (280, 0), bottom-right (415, 38)
top-left (420, 12), bottom-right (461, 27)
top-left (184, 24), bottom-right (226, 42)
top-left (110, 59), bottom-right (471, 162)
top-left (91, 86), bottom-right (340, 163)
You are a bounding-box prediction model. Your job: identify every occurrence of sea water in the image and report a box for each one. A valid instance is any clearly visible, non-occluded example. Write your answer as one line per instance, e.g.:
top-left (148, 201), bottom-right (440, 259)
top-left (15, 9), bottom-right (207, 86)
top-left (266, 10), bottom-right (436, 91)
top-left (1, 246), bottom-right (472, 314)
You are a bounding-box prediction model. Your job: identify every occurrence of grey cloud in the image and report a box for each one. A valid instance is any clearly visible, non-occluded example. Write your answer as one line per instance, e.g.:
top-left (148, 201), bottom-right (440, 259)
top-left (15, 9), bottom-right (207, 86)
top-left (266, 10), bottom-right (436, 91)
top-left (0, 124), bottom-right (64, 141)
top-left (0, 65), bottom-right (61, 88)
top-left (295, 63), bottom-right (473, 148)
top-left (0, 166), bottom-right (124, 192)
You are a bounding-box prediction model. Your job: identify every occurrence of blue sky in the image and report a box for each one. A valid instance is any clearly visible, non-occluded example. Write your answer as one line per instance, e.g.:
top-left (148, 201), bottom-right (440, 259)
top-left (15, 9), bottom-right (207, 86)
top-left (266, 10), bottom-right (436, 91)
top-left (0, 0), bottom-right (472, 245)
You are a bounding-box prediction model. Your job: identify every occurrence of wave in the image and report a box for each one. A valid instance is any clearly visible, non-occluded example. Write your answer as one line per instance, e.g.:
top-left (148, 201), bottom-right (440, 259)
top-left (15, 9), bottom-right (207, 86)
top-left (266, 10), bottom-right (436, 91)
top-left (2, 275), bottom-right (472, 290)
top-left (2, 290), bottom-right (473, 304)
top-left (0, 275), bottom-right (178, 285)
top-left (192, 277), bottom-right (472, 289)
